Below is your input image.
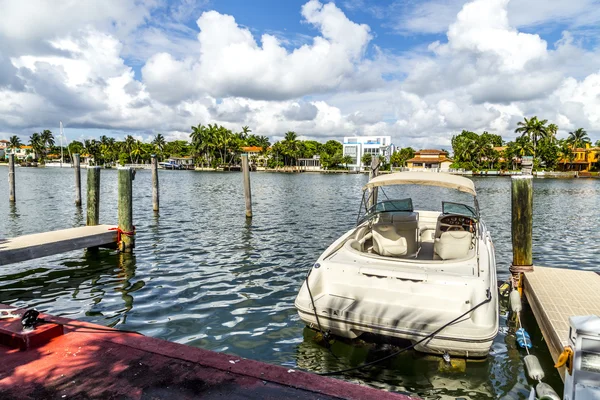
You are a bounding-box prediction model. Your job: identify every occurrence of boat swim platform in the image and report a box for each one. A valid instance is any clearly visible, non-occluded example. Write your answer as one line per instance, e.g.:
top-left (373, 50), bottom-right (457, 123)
top-left (0, 225), bottom-right (118, 266)
top-left (523, 266), bottom-right (600, 381)
top-left (0, 305), bottom-right (415, 400)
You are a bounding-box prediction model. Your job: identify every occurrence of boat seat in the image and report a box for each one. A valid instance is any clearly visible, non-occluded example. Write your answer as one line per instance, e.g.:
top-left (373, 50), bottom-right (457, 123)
top-left (372, 224), bottom-right (408, 257)
top-left (371, 212), bottom-right (419, 258)
top-left (434, 231), bottom-right (473, 260)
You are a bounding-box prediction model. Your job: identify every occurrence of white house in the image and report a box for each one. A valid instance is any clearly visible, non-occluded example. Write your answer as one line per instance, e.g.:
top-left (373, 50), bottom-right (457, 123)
top-left (342, 136), bottom-right (394, 171)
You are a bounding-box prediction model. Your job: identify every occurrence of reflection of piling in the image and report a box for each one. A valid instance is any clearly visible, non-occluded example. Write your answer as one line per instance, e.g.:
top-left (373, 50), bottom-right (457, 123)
top-left (8, 153), bottom-right (15, 203)
top-left (74, 154), bottom-right (82, 206)
top-left (367, 158), bottom-right (380, 209)
top-left (86, 166), bottom-right (101, 226)
top-left (510, 175), bottom-right (533, 279)
top-left (151, 155), bottom-right (159, 212)
top-left (241, 154), bottom-right (252, 218)
top-left (118, 167), bottom-right (135, 252)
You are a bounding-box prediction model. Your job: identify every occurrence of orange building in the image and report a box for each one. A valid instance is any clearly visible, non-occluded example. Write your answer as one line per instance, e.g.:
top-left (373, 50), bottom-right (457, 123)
top-left (557, 144), bottom-right (600, 172)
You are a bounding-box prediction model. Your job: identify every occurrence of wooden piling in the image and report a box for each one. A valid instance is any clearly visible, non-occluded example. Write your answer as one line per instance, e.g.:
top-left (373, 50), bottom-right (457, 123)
top-left (74, 154), bottom-right (82, 206)
top-left (8, 153), bottom-right (15, 203)
top-left (367, 157), bottom-right (380, 210)
top-left (241, 154), bottom-right (252, 218)
top-left (118, 167), bottom-right (134, 252)
top-left (86, 166), bottom-right (101, 226)
top-left (510, 175), bottom-right (533, 275)
top-left (151, 155), bottom-right (159, 212)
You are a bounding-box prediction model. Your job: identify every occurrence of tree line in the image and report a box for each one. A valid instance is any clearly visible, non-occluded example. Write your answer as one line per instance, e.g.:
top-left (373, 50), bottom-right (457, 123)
top-left (451, 117), bottom-right (599, 171)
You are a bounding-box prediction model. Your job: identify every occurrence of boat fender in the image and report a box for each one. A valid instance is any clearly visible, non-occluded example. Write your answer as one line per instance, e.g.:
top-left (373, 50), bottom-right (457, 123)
top-left (535, 382), bottom-right (561, 400)
top-left (523, 354), bottom-right (544, 380)
top-left (509, 290), bottom-right (522, 313)
top-left (516, 328), bottom-right (533, 349)
top-left (554, 346), bottom-right (574, 375)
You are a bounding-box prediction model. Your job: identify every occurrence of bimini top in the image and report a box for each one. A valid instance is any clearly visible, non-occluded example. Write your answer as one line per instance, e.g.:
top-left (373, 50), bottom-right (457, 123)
top-left (363, 172), bottom-right (476, 196)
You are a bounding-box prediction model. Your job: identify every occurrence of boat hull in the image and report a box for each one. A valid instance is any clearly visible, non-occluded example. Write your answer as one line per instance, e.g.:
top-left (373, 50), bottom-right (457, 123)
top-left (295, 219), bottom-right (499, 358)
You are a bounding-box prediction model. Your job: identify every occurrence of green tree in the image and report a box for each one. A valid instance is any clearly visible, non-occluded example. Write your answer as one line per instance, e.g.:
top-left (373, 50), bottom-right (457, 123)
top-left (567, 128), bottom-right (590, 149)
top-left (515, 116), bottom-right (548, 158)
top-left (29, 133), bottom-right (44, 160)
top-left (8, 135), bottom-right (22, 154)
top-left (361, 153), bottom-right (372, 167)
top-left (342, 154), bottom-right (353, 170)
top-left (152, 133), bottom-right (166, 154)
top-left (390, 147), bottom-right (415, 167)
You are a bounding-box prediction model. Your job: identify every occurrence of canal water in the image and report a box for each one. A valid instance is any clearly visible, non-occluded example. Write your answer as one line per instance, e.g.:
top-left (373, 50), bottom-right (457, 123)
top-left (1, 168), bottom-right (598, 399)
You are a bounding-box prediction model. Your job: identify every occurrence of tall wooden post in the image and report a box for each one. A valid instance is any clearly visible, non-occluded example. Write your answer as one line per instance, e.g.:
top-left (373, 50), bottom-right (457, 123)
top-left (118, 167), bottom-right (134, 252)
top-left (151, 155), bottom-right (159, 212)
top-left (74, 154), bottom-right (82, 206)
top-left (241, 154), bottom-right (252, 218)
top-left (86, 166), bottom-right (101, 226)
top-left (367, 157), bottom-right (380, 210)
top-left (510, 175), bottom-right (533, 276)
top-left (8, 153), bottom-right (15, 203)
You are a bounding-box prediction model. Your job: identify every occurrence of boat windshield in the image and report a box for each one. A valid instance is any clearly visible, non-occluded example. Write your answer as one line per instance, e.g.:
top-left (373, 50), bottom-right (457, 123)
top-left (442, 201), bottom-right (476, 218)
top-left (367, 198), bottom-right (413, 214)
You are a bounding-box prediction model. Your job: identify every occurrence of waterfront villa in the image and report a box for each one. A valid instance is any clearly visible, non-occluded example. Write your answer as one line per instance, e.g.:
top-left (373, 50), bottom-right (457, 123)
top-left (342, 135), bottom-right (395, 171)
top-left (167, 156), bottom-right (194, 169)
top-left (3, 145), bottom-right (35, 161)
top-left (405, 149), bottom-right (453, 170)
top-left (241, 146), bottom-right (269, 167)
top-left (557, 144), bottom-right (600, 172)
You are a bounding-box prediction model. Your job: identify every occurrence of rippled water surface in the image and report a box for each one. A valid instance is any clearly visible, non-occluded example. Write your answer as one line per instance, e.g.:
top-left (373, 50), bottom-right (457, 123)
top-left (1, 168), bottom-right (598, 399)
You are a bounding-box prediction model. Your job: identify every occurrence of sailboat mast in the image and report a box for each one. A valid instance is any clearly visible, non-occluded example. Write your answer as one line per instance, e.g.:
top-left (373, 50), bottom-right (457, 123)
top-left (60, 121), bottom-right (64, 167)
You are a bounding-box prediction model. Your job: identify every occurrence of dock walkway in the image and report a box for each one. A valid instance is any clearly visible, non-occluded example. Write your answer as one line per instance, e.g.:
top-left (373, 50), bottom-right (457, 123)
top-left (0, 305), bottom-right (414, 400)
top-left (523, 266), bottom-right (600, 379)
top-left (0, 225), bottom-right (117, 266)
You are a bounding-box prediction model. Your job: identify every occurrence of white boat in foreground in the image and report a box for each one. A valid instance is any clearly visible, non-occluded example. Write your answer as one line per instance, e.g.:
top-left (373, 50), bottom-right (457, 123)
top-left (295, 172), bottom-right (498, 358)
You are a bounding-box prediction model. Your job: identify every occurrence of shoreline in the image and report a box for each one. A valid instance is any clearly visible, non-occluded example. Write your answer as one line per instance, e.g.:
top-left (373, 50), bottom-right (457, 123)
top-left (1, 163), bottom-right (597, 178)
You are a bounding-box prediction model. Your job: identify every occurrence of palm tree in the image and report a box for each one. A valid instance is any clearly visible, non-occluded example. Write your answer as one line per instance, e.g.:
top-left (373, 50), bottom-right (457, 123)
top-left (131, 141), bottom-right (145, 163)
top-left (361, 153), bottom-right (372, 168)
top-left (282, 131), bottom-right (299, 166)
top-left (152, 133), bottom-right (166, 153)
top-left (40, 129), bottom-right (54, 161)
top-left (8, 135), bottom-right (22, 154)
top-left (558, 139), bottom-right (575, 170)
top-left (567, 128), bottom-right (590, 149)
top-left (515, 116), bottom-right (548, 158)
top-left (547, 123), bottom-right (558, 143)
top-left (342, 154), bottom-right (353, 170)
top-left (511, 136), bottom-right (534, 157)
top-left (29, 133), bottom-right (44, 160)
top-left (240, 126), bottom-right (252, 140)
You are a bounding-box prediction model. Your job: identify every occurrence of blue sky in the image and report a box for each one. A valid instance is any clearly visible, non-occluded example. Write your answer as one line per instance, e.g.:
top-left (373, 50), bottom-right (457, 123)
top-left (1, 0), bottom-right (599, 147)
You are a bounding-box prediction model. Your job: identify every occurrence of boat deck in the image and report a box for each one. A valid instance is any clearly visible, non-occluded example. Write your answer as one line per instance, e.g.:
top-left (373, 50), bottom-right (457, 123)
top-left (523, 266), bottom-right (600, 380)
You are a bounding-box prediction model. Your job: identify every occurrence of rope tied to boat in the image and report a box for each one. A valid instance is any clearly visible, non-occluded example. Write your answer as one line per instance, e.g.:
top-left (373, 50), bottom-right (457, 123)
top-left (109, 226), bottom-right (136, 244)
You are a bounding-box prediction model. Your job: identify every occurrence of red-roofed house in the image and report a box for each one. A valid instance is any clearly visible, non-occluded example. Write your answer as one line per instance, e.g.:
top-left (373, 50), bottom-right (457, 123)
top-left (406, 149), bottom-right (453, 170)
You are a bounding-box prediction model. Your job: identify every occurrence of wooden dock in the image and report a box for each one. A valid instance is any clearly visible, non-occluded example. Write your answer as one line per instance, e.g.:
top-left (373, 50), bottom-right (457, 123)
top-left (0, 225), bottom-right (117, 266)
top-left (0, 305), bottom-right (415, 400)
top-left (523, 266), bottom-right (600, 380)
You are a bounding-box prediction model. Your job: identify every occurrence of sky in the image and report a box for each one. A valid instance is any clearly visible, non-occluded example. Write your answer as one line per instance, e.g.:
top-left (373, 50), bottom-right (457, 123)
top-left (1, 0), bottom-right (600, 148)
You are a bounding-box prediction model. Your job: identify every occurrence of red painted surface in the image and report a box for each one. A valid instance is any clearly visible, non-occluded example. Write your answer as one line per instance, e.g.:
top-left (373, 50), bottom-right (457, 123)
top-left (0, 305), bottom-right (416, 400)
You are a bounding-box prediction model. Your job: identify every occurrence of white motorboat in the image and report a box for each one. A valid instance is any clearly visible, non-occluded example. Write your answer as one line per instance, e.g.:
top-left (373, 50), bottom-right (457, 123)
top-left (295, 172), bottom-right (498, 358)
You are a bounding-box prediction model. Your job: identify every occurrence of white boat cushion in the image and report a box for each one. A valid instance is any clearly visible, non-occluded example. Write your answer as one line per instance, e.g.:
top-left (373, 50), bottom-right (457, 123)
top-left (434, 231), bottom-right (472, 260)
top-left (372, 224), bottom-right (408, 257)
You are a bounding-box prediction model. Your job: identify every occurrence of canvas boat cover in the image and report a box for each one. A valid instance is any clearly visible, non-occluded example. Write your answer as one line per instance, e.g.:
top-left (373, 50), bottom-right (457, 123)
top-left (364, 172), bottom-right (476, 196)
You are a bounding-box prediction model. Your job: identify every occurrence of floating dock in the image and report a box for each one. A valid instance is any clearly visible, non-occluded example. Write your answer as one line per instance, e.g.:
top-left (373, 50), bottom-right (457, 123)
top-left (523, 266), bottom-right (600, 380)
top-left (0, 305), bottom-right (415, 400)
top-left (0, 225), bottom-right (117, 266)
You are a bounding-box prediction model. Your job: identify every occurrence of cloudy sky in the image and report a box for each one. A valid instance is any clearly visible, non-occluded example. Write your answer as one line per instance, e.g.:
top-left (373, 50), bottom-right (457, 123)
top-left (1, 0), bottom-right (599, 148)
